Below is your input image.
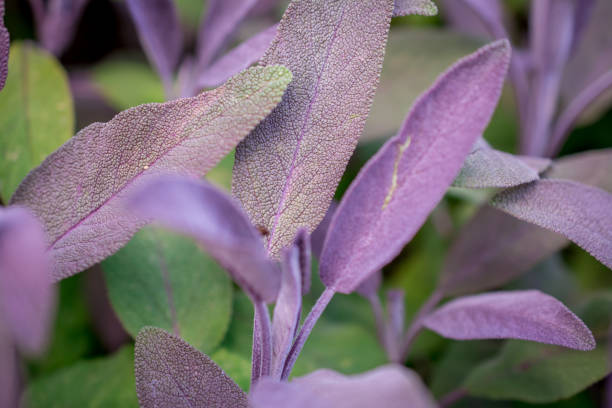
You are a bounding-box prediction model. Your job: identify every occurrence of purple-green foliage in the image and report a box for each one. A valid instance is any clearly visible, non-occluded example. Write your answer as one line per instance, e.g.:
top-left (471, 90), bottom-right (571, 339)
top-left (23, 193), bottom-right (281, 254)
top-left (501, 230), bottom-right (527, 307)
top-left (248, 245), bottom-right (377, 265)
top-left (0, 0), bottom-right (8, 91)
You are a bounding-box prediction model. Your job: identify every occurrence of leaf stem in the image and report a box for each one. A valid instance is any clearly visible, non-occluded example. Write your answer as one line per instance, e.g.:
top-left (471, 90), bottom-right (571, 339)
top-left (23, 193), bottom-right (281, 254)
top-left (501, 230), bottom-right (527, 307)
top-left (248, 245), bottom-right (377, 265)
top-left (281, 286), bottom-right (335, 380)
top-left (250, 310), bottom-right (262, 386)
top-left (399, 290), bottom-right (443, 362)
top-left (366, 293), bottom-right (388, 351)
top-left (256, 301), bottom-right (272, 378)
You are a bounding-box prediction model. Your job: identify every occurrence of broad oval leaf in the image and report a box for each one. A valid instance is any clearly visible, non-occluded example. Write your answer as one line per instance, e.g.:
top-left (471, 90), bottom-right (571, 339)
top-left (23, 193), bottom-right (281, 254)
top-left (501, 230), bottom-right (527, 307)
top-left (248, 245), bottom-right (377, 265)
top-left (129, 176), bottom-right (280, 303)
top-left (0, 41), bottom-right (74, 201)
top-left (423, 290), bottom-right (595, 350)
top-left (438, 206), bottom-right (568, 296)
top-left (198, 24), bottom-right (278, 90)
top-left (102, 226), bottom-right (232, 353)
top-left (492, 179), bottom-right (612, 269)
top-left (23, 345), bottom-right (138, 408)
top-left (126, 0), bottom-right (183, 90)
top-left (0, 0), bottom-right (8, 91)
top-left (233, 0), bottom-right (394, 257)
top-left (462, 293), bottom-right (612, 403)
top-left (10, 65), bottom-right (291, 281)
top-left (0, 206), bottom-right (55, 355)
top-left (135, 327), bottom-right (248, 408)
top-left (393, 0), bottom-right (438, 16)
top-left (320, 40), bottom-right (511, 293)
top-left (251, 365), bottom-right (436, 408)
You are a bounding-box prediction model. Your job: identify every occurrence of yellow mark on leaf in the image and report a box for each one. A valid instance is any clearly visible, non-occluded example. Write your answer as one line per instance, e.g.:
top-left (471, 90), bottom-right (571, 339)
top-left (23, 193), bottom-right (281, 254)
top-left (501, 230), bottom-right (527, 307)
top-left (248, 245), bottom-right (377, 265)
top-left (382, 136), bottom-right (411, 210)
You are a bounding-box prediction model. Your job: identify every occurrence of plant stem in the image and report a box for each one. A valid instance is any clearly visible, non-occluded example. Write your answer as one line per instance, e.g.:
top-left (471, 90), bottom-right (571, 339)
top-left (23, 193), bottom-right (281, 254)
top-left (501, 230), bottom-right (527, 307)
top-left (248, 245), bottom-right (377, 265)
top-left (399, 290), bottom-right (443, 362)
top-left (439, 388), bottom-right (468, 408)
top-left (250, 307), bottom-right (262, 386)
top-left (281, 287), bottom-right (335, 380)
top-left (255, 301), bottom-right (272, 378)
top-left (366, 293), bottom-right (387, 349)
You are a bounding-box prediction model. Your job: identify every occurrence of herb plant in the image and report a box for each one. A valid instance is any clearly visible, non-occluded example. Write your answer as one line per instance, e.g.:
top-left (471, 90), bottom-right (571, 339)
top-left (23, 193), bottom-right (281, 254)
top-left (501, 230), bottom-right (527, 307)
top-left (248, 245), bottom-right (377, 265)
top-left (0, 0), bottom-right (611, 407)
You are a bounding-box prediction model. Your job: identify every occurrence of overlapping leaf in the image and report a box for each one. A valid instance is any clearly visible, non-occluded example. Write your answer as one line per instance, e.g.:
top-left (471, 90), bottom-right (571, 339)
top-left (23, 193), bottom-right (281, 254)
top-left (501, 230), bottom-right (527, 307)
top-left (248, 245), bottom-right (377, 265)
top-left (130, 176), bottom-right (280, 303)
top-left (423, 290), bottom-right (595, 350)
top-left (251, 365), bottom-right (436, 408)
top-left (393, 0), bottom-right (438, 16)
top-left (233, 0), bottom-right (395, 257)
top-left (546, 148), bottom-right (612, 192)
top-left (492, 179), bottom-right (612, 269)
top-left (0, 206), bottom-right (55, 356)
top-left (135, 327), bottom-right (248, 408)
top-left (320, 40), bottom-right (511, 293)
top-left (0, 0), bottom-right (8, 91)
top-left (10, 65), bottom-right (291, 281)
top-left (0, 42), bottom-right (74, 201)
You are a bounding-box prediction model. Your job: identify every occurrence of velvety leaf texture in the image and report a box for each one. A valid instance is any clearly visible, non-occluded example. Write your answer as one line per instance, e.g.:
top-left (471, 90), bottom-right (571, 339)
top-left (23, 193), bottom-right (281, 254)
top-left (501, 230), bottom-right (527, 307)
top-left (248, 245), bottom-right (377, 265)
top-left (129, 176), bottom-right (280, 303)
top-left (126, 0), bottom-right (183, 88)
top-left (0, 42), bottom-right (74, 201)
top-left (135, 327), bottom-right (248, 408)
top-left (10, 65), bottom-right (291, 281)
top-left (438, 206), bottom-right (568, 296)
top-left (546, 148), bottom-right (612, 192)
top-left (233, 0), bottom-right (394, 257)
top-left (198, 24), bottom-right (278, 90)
top-left (453, 140), bottom-right (541, 189)
top-left (492, 179), bottom-right (612, 269)
top-left (393, 0), bottom-right (438, 16)
top-left (0, 206), bottom-right (55, 355)
top-left (250, 365), bottom-right (437, 408)
top-left (0, 0), bottom-right (8, 91)
top-left (320, 40), bottom-right (511, 293)
top-left (423, 290), bottom-right (596, 350)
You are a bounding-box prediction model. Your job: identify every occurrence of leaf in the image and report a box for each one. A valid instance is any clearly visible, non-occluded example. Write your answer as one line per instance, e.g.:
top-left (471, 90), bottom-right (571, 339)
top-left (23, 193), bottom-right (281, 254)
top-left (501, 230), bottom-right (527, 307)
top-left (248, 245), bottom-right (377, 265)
top-left (492, 179), bottom-right (612, 269)
top-left (320, 40), bottom-right (511, 294)
top-left (393, 0), bottom-right (438, 16)
top-left (24, 345), bottom-right (139, 408)
top-left (209, 348), bottom-right (251, 392)
top-left (251, 365), bottom-right (437, 408)
top-left (233, 0), bottom-right (394, 257)
top-left (438, 0), bottom-right (506, 39)
top-left (135, 327), bottom-right (248, 408)
top-left (438, 205), bottom-right (568, 296)
top-left (0, 41), bottom-right (74, 201)
top-left (91, 56), bottom-right (165, 111)
top-left (198, 24), bottom-right (278, 89)
top-left (271, 231), bottom-right (304, 377)
top-left (423, 290), bottom-right (595, 350)
top-left (130, 176), bottom-right (280, 303)
top-left (126, 0), bottom-right (183, 91)
top-left (0, 206), bottom-right (55, 356)
top-left (546, 148), bottom-right (612, 192)
top-left (463, 293), bottom-right (612, 403)
top-left (453, 140), bottom-right (542, 189)
top-left (10, 65), bottom-right (291, 281)
top-left (0, 0), bottom-right (8, 91)
top-left (102, 226), bottom-right (232, 353)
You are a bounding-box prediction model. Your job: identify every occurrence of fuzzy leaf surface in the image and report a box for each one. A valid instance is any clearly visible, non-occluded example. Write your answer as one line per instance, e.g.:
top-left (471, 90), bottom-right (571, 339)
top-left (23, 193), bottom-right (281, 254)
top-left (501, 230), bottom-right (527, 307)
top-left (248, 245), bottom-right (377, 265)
top-left (492, 179), bottom-right (612, 269)
top-left (320, 40), bottom-right (510, 293)
top-left (0, 0), bottom-right (8, 91)
top-left (126, 0), bottom-right (183, 87)
top-left (546, 148), bottom-right (612, 192)
top-left (10, 65), bottom-right (291, 281)
top-left (0, 206), bottom-right (55, 355)
top-left (251, 365), bottom-right (436, 408)
top-left (135, 327), bottom-right (248, 408)
top-left (130, 176), bottom-right (280, 303)
top-left (423, 290), bottom-right (595, 350)
top-left (393, 0), bottom-right (438, 16)
top-left (233, 0), bottom-right (394, 257)
top-left (0, 42), bottom-right (74, 201)
top-left (102, 227), bottom-right (232, 352)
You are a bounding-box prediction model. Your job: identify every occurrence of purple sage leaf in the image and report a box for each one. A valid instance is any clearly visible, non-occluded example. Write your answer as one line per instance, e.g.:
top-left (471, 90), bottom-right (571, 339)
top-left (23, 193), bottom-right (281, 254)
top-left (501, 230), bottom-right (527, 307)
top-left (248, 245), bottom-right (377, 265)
top-left (10, 65), bottom-right (292, 282)
top-left (310, 200), bottom-right (337, 260)
top-left (126, 0), bottom-right (183, 93)
top-left (35, 0), bottom-right (91, 57)
top-left (320, 40), bottom-right (511, 293)
top-left (251, 365), bottom-right (436, 408)
top-left (438, 206), bottom-right (568, 297)
top-left (393, 0), bottom-right (438, 17)
top-left (546, 148), bottom-right (612, 192)
top-left (423, 290), bottom-right (596, 350)
top-left (135, 327), bottom-right (248, 408)
top-left (0, 0), bottom-right (8, 92)
top-left (0, 206), bottom-right (55, 355)
top-left (440, 0), bottom-right (506, 39)
top-left (233, 0), bottom-right (394, 257)
top-left (492, 179), bottom-right (612, 269)
top-left (198, 24), bottom-right (278, 90)
top-left (271, 230), bottom-right (305, 378)
top-left (130, 175), bottom-right (280, 303)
